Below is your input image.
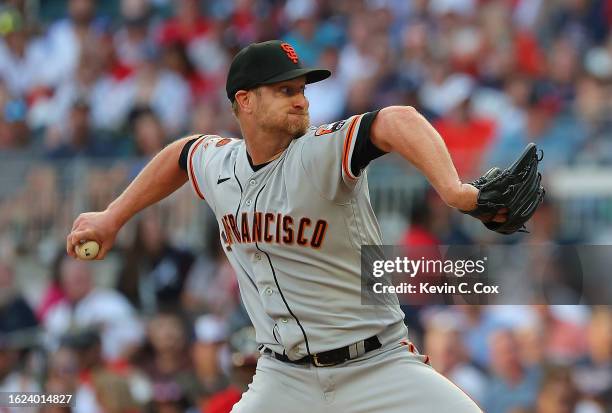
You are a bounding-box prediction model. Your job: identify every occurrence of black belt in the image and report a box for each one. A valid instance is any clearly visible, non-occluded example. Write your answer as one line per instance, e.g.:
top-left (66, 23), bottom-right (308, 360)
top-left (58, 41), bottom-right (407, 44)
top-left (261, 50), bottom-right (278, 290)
top-left (264, 335), bottom-right (382, 367)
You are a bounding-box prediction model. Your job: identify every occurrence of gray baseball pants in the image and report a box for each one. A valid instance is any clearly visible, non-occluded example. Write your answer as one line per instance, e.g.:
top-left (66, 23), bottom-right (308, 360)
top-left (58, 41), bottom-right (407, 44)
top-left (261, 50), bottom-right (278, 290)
top-left (230, 323), bottom-right (482, 413)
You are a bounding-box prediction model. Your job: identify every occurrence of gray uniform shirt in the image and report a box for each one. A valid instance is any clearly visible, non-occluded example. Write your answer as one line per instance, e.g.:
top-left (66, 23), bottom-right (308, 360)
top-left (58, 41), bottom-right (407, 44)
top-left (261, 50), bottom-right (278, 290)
top-left (186, 113), bottom-right (404, 360)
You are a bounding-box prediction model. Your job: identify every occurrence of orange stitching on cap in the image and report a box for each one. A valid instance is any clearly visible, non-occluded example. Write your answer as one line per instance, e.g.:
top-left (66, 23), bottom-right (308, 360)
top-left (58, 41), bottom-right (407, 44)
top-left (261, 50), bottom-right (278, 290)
top-left (280, 43), bottom-right (299, 64)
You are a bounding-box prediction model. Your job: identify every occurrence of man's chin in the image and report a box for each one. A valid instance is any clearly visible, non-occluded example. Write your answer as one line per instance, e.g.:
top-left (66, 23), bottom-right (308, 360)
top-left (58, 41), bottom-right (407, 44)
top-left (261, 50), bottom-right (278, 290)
top-left (289, 124), bottom-right (309, 139)
top-left (287, 118), bottom-right (310, 138)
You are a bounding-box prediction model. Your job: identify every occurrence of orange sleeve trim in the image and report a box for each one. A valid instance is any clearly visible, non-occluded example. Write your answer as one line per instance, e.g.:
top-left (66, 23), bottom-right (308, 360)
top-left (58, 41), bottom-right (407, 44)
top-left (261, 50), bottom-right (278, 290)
top-left (188, 135), bottom-right (208, 200)
top-left (342, 115), bottom-right (363, 180)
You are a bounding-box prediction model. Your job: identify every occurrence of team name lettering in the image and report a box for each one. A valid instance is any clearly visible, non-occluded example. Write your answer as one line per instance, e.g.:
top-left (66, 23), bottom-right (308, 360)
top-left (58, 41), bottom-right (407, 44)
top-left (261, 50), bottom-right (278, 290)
top-left (221, 213), bottom-right (327, 249)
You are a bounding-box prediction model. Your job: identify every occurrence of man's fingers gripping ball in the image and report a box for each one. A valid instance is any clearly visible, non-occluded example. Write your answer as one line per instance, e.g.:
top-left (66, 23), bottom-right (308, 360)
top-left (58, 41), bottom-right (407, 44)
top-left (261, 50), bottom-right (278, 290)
top-left (75, 240), bottom-right (100, 260)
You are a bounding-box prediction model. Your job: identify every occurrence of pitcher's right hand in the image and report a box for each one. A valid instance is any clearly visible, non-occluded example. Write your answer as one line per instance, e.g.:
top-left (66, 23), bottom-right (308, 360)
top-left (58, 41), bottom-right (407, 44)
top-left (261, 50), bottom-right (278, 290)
top-left (66, 210), bottom-right (121, 260)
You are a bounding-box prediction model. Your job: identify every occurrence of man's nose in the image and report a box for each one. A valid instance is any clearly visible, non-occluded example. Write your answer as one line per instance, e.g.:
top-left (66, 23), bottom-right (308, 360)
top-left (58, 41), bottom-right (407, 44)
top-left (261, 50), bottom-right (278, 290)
top-left (293, 93), bottom-right (308, 110)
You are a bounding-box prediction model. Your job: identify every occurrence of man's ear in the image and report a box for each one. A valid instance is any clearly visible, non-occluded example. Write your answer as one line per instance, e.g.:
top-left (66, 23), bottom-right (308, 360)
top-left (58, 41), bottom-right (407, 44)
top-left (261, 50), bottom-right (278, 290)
top-left (235, 90), bottom-right (253, 114)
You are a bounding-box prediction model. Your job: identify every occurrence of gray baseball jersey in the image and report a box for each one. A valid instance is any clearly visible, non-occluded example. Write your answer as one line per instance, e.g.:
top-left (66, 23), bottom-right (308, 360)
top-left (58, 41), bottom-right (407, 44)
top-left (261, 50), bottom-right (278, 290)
top-left (186, 113), bottom-right (404, 360)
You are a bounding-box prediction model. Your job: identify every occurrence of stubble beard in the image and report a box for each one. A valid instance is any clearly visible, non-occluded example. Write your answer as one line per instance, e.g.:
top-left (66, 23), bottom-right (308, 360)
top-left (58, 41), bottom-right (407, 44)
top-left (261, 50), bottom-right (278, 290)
top-left (286, 113), bottom-right (310, 139)
top-left (257, 105), bottom-right (310, 139)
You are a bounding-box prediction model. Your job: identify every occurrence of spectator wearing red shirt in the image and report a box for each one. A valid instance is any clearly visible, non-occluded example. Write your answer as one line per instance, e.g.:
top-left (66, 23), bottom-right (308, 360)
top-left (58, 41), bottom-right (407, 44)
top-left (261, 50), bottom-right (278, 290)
top-left (431, 75), bottom-right (496, 179)
top-left (204, 326), bottom-right (259, 413)
top-left (161, 42), bottom-right (211, 100)
top-left (157, 0), bottom-right (210, 47)
top-left (37, 251), bottom-right (68, 323)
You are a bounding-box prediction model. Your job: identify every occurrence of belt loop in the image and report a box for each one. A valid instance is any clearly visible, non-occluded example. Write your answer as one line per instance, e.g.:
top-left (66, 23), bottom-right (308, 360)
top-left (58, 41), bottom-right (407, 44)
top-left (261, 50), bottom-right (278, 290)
top-left (348, 343), bottom-right (358, 359)
top-left (356, 340), bottom-right (366, 356)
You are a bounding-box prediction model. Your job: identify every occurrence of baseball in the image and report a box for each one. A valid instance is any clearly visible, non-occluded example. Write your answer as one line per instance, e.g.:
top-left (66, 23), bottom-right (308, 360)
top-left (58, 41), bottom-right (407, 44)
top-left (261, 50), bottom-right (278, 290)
top-left (75, 240), bottom-right (100, 260)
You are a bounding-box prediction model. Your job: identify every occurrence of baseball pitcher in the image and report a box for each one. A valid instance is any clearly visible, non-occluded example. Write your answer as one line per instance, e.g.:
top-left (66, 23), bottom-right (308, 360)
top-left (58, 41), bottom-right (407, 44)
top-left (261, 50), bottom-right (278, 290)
top-left (67, 40), bottom-right (544, 412)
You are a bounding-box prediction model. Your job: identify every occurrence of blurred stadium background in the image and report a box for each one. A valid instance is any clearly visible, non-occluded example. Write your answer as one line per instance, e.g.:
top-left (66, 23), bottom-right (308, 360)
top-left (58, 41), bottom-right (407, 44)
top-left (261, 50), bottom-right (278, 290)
top-left (1, 0), bottom-right (612, 412)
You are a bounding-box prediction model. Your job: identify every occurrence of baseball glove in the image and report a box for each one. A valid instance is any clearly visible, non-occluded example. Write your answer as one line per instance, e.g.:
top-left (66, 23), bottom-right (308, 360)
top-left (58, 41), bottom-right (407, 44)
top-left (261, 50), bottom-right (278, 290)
top-left (462, 143), bottom-right (545, 235)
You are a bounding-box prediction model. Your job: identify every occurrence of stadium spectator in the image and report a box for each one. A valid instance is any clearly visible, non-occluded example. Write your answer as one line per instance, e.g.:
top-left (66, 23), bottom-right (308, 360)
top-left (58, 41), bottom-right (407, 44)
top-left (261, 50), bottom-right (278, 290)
top-left (486, 85), bottom-right (586, 172)
top-left (117, 208), bottom-right (195, 314)
top-left (471, 74), bottom-right (530, 142)
top-left (127, 107), bottom-right (168, 175)
top-left (42, 0), bottom-right (107, 89)
top-left (423, 310), bottom-right (487, 404)
top-left (225, 0), bottom-right (260, 46)
top-left (114, 0), bottom-right (155, 70)
top-left (0, 261), bottom-right (38, 338)
top-left (44, 257), bottom-right (144, 362)
top-left (44, 99), bottom-right (114, 159)
top-left (483, 329), bottom-right (542, 413)
top-left (305, 46), bottom-right (347, 125)
top-left (37, 251), bottom-right (69, 323)
top-left (0, 337), bottom-right (40, 413)
top-left (573, 74), bottom-right (612, 166)
top-left (572, 306), bottom-right (612, 408)
top-left (182, 21), bottom-right (229, 97)
top-left (192, 314), bottom-right (231, 406)
top-left (456, 305), bottom-right (507, 369)
top-left (432, 76), bottom-right (496, 179)
top-left (37, 41), bottom-right (102, 131)
top-left (131, 44), bottom-right (191, 136)
top-left (3, 166), bottom-right (60, 250)
top-left (0, 260), bottom-right (39, 413)
top-left (205, 326), bottom-right (259, 413)
top-left (0, 7), bottom-right (38, 97)
top-left (401, 192), bottom-right (441, 247)
top-left (542, 0), bottom-right (610, 48)
top-left (337, 12), bottom-right (380, 87)
top-left (44, 347), bottom-right (79, 395)
top-left (0, 79), bottom-right (29, 148)
top-left (91, 368), bottom-right (140, 413)
top-left (532, 366), bottom-right (581, 413)
top-left (161, 41), bottom-right (210, 100)
top-left (397, 19), bottom-right (430, 96)
top-left (136, 312), bottom-right (199, 411)
top-left (88, 34), bottom-right (138, 133)
top-left (156, 0), bottom-right (211, 48)
top-left (532, 305), bottom-right (589, 365)
top-left (282, 0), bottom-right (324, 67)
top-left (188, 101), bottom-right (231, 137)
top-left (182, 227), bottom-right (239, 319)
top-left (60, 329), bottom-right (139, 413)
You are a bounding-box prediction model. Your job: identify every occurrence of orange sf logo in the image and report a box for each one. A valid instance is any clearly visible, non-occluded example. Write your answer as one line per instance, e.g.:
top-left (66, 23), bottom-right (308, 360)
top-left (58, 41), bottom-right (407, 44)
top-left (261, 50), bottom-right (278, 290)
top-left (280, 43), bottom-right (299, 64)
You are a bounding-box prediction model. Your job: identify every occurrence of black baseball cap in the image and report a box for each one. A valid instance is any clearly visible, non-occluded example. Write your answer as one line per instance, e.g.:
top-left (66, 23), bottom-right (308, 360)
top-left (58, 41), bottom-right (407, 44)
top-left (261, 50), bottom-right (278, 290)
top-left (226, 40), bottom-right (331, 102)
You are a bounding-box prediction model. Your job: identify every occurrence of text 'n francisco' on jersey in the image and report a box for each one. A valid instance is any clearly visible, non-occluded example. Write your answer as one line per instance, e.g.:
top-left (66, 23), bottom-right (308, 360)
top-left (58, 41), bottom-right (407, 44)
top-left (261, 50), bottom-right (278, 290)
top-left (183, 111), bottom-right (404, 360)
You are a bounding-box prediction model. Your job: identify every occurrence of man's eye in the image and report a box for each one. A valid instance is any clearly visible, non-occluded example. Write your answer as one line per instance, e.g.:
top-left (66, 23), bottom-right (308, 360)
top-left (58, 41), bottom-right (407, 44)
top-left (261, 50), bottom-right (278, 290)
top-left (280, 87), bottom-right (290, 94)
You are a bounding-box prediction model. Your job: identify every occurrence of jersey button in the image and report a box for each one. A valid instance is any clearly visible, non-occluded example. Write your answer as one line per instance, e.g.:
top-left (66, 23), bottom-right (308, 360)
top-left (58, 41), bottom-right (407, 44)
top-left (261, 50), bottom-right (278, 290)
top-left (250, 179), bottom-right (257, 186)
top-left (280, 318), bottom-right (288, 323)
top-left (246, 199), bottom-right (252, 206)
top-left (254, 253), bottom-right (261, 260)
top-left (265, 287), bottom-right (273, 296)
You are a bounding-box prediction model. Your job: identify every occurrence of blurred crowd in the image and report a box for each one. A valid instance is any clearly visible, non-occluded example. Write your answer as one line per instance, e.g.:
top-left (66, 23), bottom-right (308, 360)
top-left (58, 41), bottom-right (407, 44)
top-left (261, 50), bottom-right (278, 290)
top-left (1, 0), bottom-right (611, 171)
top-left (2, 0), bottom-right (612, 412)
top-left (1, 226), bottom-right (612, 412)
